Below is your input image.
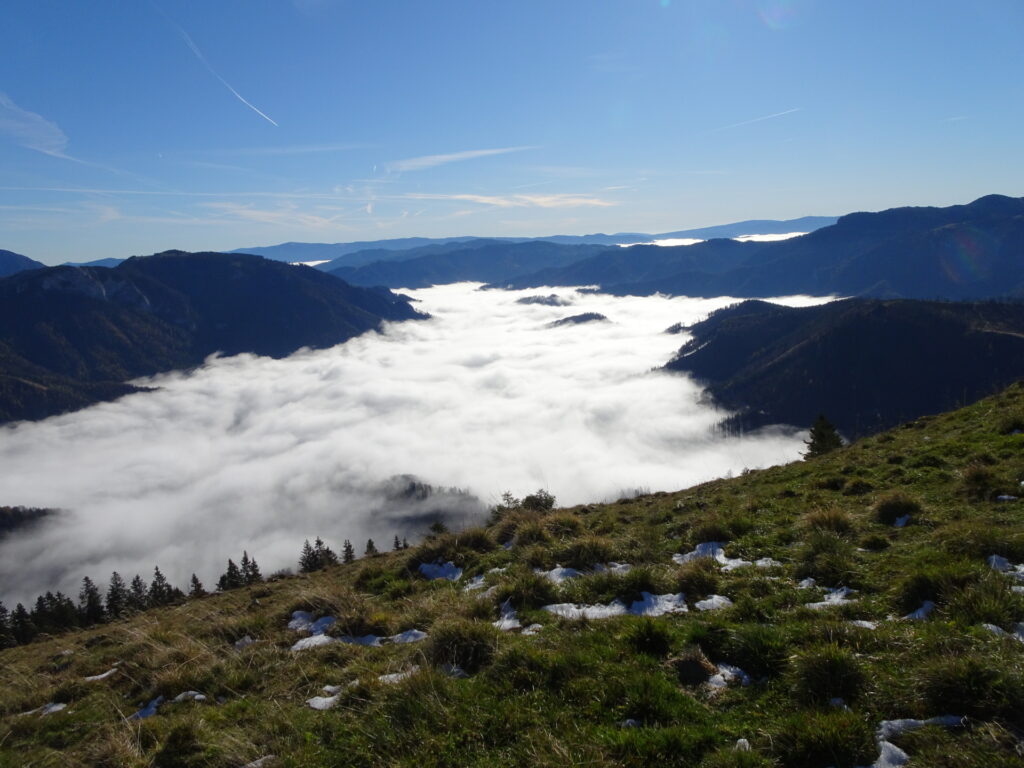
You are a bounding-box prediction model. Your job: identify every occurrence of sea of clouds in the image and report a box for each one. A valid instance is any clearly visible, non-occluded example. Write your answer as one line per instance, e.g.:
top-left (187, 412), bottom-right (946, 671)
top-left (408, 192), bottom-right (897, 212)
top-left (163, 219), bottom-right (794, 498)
top-left (0, 284), bottom-right (830, 604)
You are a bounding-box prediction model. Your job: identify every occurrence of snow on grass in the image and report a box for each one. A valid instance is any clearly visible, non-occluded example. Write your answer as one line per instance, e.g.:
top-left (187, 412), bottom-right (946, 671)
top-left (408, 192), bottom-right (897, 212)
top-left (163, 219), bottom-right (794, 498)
top-left (806, 586), bottom-right (857, 609)
top-left (543, 592), bottom-right (688, 620)
top-left (172, 691), bottom-right (207, 702)
top-left (21, 702), bottom-right (67, 716)
top-left (903, 600), bottom-right (935, 620)
top-left (798, 577), bottom-right (817, 589)
top-left (522, 623), bottom-right (543, 635)
top-left (339, 634), bottom-right (382, 647)
top-left (291, 634), bottom-right (337, 652)
top-left (129, 696), bottom-right (163, 720)
top-left (378, 666), bottom-right (420, 684)
top-left (850, 620), bottom-right (878, 630)
top-left (672, 542), bottom-right (779, 572)
top-left (464, 575), bottom-right (486, 591)
top-left (593, 562), bottom-right (632, 574)
top-left (241, 757), bottom-right (277, 768)
top-left (389, 629), bottom-right (428, 644)
top-left (983, 622), bottom-right (1024, 642)
top-left (494, 599), bottom-right (522, 631)
top-left (862, 716), bottom-right (966, 768)
top-left (234, 635), bottom-right (255, 650)
top-left (306, 694), bottom-right (340, 711)
top-left (83, 666), bottom-right (119, 682)
top-left (534, 565), bottom-right (584, 583)
top-left (419, 561), bottom-right (463, 581)
top-left (893, 514), bottom-right (911, 528)
top-left (695, 594), bottom-right (733, 612)
top-left (706, 664), bottom-right (750, 691)
top-left (988, 553), bottom-right (1024, 581)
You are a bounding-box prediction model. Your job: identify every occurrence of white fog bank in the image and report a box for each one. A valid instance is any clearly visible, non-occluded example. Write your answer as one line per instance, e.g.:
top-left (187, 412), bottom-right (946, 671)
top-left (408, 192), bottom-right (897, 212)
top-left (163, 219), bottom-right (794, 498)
top-left (0, 285), bottom-right (831, 603)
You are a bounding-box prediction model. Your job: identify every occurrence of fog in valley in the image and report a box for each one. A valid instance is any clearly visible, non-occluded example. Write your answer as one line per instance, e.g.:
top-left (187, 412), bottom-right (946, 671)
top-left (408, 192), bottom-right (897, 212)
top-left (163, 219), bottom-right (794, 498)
top-left (0, 284), bottom-right (831, 604)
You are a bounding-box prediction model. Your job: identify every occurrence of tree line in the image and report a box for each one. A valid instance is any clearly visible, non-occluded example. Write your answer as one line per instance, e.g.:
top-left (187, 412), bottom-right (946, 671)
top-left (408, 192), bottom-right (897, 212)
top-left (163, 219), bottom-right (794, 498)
top-left (0, 532), bottom-right (412, 649)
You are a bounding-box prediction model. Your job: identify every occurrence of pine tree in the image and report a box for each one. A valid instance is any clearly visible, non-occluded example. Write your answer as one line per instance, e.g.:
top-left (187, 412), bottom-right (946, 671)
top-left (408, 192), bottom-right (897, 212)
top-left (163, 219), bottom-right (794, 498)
top-left (128, 574), bottom-right (149, 610)
top-left (49, 592), bottom-right (79, 630)
top-left (32, 595), bottom-right (52, 633)
top-left (402, 537), bottom-right (409, 550)
top-left (364, 538), bottom-right (378, 556)
top-left (79, 577), bottom-right (105, 625)
top-left (314, 537), bottom-right (338, 567)
top-left (149, 566), bottom-right (174, 606)
top-left (241, 551), bottom-right (262, 584)
top-left (188, 574), bottom-right (206, 598)
top-left (299, 540), bottom-right (318, 573)
top-left (803, 414), bottom-right (843, 458)
top-left (393, 535), bottom-right (402, 551)
top-left (0, 601), bottom-right (14, 648)
top-left (218, 559), bottom-right (244, 591)
top-left (106, 572), bottom-right (128, 617)
top-left (342, 539), bottom-right (355, 564)
top-left (11, 603), bottom-right (37, 644)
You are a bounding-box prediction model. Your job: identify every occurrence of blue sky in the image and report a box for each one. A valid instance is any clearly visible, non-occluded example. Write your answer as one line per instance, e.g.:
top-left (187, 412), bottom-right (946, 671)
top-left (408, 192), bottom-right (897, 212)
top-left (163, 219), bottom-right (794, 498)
top-left (2, 0), bottom-right (1022, 264)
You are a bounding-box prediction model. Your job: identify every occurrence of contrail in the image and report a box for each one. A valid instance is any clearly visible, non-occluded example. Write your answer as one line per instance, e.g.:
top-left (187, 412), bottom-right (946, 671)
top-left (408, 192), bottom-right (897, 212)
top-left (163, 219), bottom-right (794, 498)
top-left (709, 107), bottom-right (801, 133)
top-left (175, 25), bottom-right (279, 127)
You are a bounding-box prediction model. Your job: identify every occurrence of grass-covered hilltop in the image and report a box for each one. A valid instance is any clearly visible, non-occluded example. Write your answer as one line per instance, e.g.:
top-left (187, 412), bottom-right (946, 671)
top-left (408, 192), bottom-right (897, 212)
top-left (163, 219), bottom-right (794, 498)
top-left (3, 387), bottom-right (1024, 768)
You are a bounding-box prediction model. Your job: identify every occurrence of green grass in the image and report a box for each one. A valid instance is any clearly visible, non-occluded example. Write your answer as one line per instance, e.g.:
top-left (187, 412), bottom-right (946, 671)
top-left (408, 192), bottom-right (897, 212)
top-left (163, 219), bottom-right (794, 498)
top-left (3, 383), bottom-right (1024, 766)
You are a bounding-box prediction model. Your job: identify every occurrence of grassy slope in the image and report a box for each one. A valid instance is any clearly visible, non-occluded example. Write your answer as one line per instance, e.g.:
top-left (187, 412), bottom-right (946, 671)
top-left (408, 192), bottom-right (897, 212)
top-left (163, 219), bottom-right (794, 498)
top-left (3, 387), bottom-right (1024, 767)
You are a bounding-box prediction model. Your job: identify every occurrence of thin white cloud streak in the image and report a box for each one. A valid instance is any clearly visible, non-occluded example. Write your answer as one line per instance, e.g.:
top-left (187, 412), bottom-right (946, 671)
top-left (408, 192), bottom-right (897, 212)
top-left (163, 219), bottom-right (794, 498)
top-left (200, 143), bottom-right (368, 157)
top-left (388, 146), bottom-right (535, 172)
top-left (708, 107), bottom-right (801, 133)
top-left (0, 92), bottom-right (70, 157)
top-left (404, 192), bottom-right (615, 208)
top-left (0, 286), bottom-right (832, 605)
top-left (174, 25), bottom-right (279, 127)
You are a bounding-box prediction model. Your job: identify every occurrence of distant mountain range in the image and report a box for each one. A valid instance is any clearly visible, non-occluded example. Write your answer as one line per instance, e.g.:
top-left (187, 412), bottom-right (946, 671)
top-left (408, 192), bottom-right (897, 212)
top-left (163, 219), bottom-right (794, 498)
top-left (228, 216), bottom-right (836, 266)
top-left (0, 249), bottom-right (44, 278)
top-left (503, 195), bottom-right (1024, 299)
top-left (665, 298), bottom-right (1024, 437)
top-left (0, 252), bottom-right (424, 424)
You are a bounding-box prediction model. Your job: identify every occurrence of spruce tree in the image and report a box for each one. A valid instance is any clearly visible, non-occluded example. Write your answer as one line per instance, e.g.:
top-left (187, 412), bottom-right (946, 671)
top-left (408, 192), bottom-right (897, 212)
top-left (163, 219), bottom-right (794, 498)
top-left (299, 540), bottom-right (318, 573)
top-left (0, 601), bottom-right (14, 648)
top-left (128, 574), bottom-right (149, 610)
top-left (218, 559), bottom-right (244, 591)
top-left (241, 551), bottom-right (262, 584)
top-left (803, 414), bottom-right (843, 458)
top-left (402, 537), bottom-right (409, 550)
top-left (79, 577), bottom-right (105, 625)
top-left (188, 574), bottom-right (206, 598)
top-left (149, 567), bottom-right (174, 606)
top-left (32, 595), bottom-right (52, 633)
top-left (106, 572), bottom-right (128, 617)
top-left (314, 537), bottom-right (338, 567)
top-left (50, 592), bottom-right (79, 630)
top-left (393, 535), bottom-right (402, 551)
top-left (342, 539), bottom-right (355, 564)
top-left (11, 603), bottom-right (37, 644)
top-left (364, 538), bottom-right (378, 556)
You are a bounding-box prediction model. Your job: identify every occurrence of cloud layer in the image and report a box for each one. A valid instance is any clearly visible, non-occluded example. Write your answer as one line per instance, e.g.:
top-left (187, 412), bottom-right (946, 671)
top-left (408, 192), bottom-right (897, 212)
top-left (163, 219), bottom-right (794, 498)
top-left (0, 286), bottom-right (827, 604)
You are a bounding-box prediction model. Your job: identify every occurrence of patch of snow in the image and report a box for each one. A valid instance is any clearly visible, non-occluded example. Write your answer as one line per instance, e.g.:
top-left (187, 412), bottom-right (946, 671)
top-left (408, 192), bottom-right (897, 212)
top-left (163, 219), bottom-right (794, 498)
top-left (309, 616), bottom-right (336, 635)
top-left (593, 562), bottom-right (632, 574)
top-left (695, 594), bottom-right (733, 612)
top-left (755, 557), bottom-right (782, 568)
top-left (441, 663), bottom-right (469, 678)
top-left (707, 663), bottom-right (750, 690)
top-left (988, 553), bottom-right (1024, 581)
top-left (673, 541), bottom-right (750, 571)
top-left (893, 515), bottom-right (911, 528)
top-left (306, 694), bottom-right (340, 711)
top-left (464, 575), bottom-right (486, 591)
top-left (378, 666), bottom-right (420, 684)
top-left (522, 623), bottom-right (543, 636)
top-left (288, 610), bottom-right (314, 631)
top-left (861, 716), bottom-right (966, 768)
top-left (849, 620), bottom-right (878, 630)
top-left (535, 565), bottom-right (583, 583)
top-left (544, 600), bottom-right (627, 620)
top-left (234, 635), bottom-right (255, 650)
top-left (798, 577), bottom-right (817, 589)
top-left (735, 738), bottom-right (751, 751)
top-left (806, 586), bottom-right (857, 610)
top-left (620, 718), bottom-right (642, 727)
top-left (733, 232), bottom-right (807, 242)
top-left (390, 629), bottom-right (428, 644)
top-left (630, 592), bottom-right (689, 616)
top-left (129, 696), bottom-right (164, 720)
top-left (543, 592), bottom-right (689, 620)
top-left (84, 667), bottom-right (119, 682)
top-left (172, 691), bottom-right (206, 703)
top-left (419, 561), bottom-right (463, 581)
top-left (494, 599), bottom-right (522, 631)
top-left (903, 601), bottom-right (934, 620)
top-left (293, 259), bottom-right (331, 267)
top-left (40, 702), bottom-right (67, 715)
top-left (291, 634), bottom-right (337, 652)
top-left (241, 757), bottom-right (277, 768)
top-left (996, 495), bottom-right (1018, 502)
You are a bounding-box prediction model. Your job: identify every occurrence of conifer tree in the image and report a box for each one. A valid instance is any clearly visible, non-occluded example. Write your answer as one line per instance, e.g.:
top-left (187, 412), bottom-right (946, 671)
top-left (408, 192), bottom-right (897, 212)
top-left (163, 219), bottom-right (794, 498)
top-left (11, 603), bottom-right (37, 644)
top-left (299, 539), bottom-right (318, 572)
top-left (218, 559), bottom-right (244, 591)
top-left (364, 538), bottom-right (378, 556)
top-left (393, 535), bottom-right (402, 551)
top-left (803, 414), bottom-right (843, 458)
top-left (402, 537), bottom-right (409, 550)
top-left (241, 551), bottom-right (262, 584)
top-left (32, 595), bottom-right (52, 632)
top-left (314, 537), bottom-right (338, 567)
top-left (49, 591), bottom-right (79, 630)
top-left (106, 572), bottom-right (128, 617)
top-left (189, 574), bottom-right (206, 598)
top-left (79, 577), bottom-right (105, 625)
top-left (0, 601), bottom-right (14, 648)
top-left (149, 567), bottom-right (174, 606)
top-left (128, 574), bottom-right (148, 610)
top-left (342, 539), bottom-right (355, 564)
